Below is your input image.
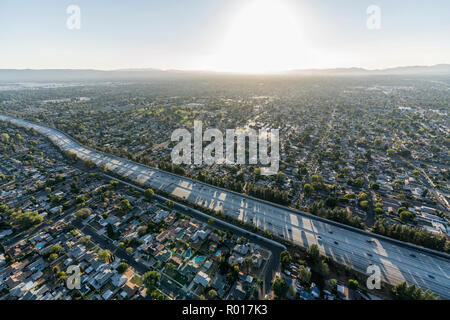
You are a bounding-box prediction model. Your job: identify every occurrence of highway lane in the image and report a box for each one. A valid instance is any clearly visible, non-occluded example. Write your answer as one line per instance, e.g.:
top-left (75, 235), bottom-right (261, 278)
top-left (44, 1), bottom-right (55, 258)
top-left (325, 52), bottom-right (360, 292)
top-left (1, 114), bottom-right (449, 299)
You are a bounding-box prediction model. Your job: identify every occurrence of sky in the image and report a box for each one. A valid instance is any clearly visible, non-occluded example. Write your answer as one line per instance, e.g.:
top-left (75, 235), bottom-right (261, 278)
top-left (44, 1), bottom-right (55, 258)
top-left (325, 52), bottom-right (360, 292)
top-left (1, 0), bottom-right (449, 73)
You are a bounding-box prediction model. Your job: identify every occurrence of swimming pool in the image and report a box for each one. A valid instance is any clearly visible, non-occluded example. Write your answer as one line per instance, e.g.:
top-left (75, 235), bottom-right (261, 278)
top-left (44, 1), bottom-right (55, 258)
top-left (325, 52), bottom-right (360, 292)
top-left (215, 250), bottom-right (222, 257)
top-left (177, 232), bottom-right (185, 239)
top-left (35, 243), bottom-right (45, 249)
top-left (185, 247), bottom-right (192, 258)
top-left (194, 256), bottom-right (206, 264)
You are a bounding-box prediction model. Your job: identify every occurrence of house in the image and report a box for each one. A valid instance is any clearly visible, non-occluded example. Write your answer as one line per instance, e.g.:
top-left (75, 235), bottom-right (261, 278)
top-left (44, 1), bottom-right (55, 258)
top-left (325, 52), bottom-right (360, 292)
top-left (192, 229), bottom-right (210, 242)
top-left (32, 284), bottom-right (49, 298)
top-left (122, 280), bottom-right (138, 298)
top-left (203, 260), bottom-right (212, 270)
top-left (233, 244), bottom-right (249, 255)
top-left (82, 252), bottom-right (96, 263)
top-left (31, 271), bottom-right (43, 281)
top-left (154, 210), bottom-right (169, 223)
top-left (193, 271), bottom-right (211, 287)
top-left (155, 249), bottom-right (171, 262)
top-left (102, 289), bottom-right (114, 300)
top-left (21, 291), bottom-right (37, 300)
top-left (209, 233), bottom-right (221, 243)
top-left (179, 261), bottom-right (199, 276)
top-left (310, 283), bottom-right (320, 299)
top-left (0, 229), bottom-right (13, 239)
top-left (91, 269), bottom-right (113, 289)
top-left (91, 260), bottom-right (106, 272)
top-left (111, 273), bottom-right (128, 287)
top-left (68, 244), bottom-right (87, 260)
top-left (5, 270), bottom-right (32, 289)
top-left (170, 256), bottom-right (183, 267)
top-left (211, 274), bottom-right (226, 291)
top-left (84, 266), bottom-right (94, 274)
top-left (63, 258), bottom-right (74, 266)
top-left (337, 284), bottom-right (360, 300)
top-left (139, 233), bottom-right (153, 245)
top-left (0, 253), bottom-right (6, 267)
top-left (156, 231), bottom-right (169, 243)
top-left (101, 215), bottom-right (119, 227)
top-left (230, 281), bottom-right (247, 300)
top-left (10, 283), bottom-right (27, 298)
top-left (49, 206), bottom-right (62, 214)
top-left (251, 253), bottom-right (263, 268)
top-left (228, 254), bottom-right (244, 265)
top-left (299, 290), bottom-right (315, 300)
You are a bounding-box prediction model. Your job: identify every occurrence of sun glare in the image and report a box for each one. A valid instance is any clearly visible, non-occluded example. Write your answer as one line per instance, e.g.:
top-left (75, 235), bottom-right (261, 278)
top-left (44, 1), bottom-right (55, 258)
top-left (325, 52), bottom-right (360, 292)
top-left (212, 0), bottom-right (307, 73)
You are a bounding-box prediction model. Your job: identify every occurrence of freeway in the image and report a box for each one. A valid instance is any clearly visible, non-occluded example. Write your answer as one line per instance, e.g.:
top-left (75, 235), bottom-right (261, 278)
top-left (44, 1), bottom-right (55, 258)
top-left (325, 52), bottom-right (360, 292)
top-left (100, 173), bottom-right (283, 297)
top-left (1, 114), bottom-right (449, 299)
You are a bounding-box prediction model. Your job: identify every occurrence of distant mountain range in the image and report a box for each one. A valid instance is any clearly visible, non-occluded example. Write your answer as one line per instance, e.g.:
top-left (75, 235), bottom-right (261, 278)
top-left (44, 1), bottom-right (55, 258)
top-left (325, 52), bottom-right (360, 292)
top-left (288, 64), bottom-right (450, 75)
top-left (0, 64), bottom-right (449, 81)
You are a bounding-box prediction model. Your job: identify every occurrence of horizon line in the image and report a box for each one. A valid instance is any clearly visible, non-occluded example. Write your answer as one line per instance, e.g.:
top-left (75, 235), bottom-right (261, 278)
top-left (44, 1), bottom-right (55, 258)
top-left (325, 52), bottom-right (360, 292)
top-left (1, 63), bottom-right (449, 75)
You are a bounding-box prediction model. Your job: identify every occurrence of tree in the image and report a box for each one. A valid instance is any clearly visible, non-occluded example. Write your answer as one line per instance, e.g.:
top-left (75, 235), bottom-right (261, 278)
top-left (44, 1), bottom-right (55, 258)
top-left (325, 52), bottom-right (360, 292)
top-left (1, 133), bottom-right (10, 143)
top-left (353, 177), bottom-right (364, 188)
top-left (329, 279), bottom-right (338, 293)
top-left (311, 175), bottom-right (323, 184)
top-left (304, 184), bottom-right (313, 196)
top-left (49, 253), bottom-right (59, 261)
top-left (392, 281), bottom-right (439, 300)
top-left (109, 180), bottom-right (119, 188)
top-left (11, 210), bottom-right (43, 229)
top-left (165, 262), bottom-right (176, 273)
top-left (387, 149), bottom-right (396, 157)
top-left (297, 266), bottom-right (312, 286)
top-left (371, 218), bottom-right (448, 253)
top-left (359, 200), bottom-right (369, 210)
top-left (316, 260), bottom-right (330, 277)
top-left (400, 210), bottom-right (415, 223)
top-left (207, 289), bottom-right (218, 300)
top-left (165, 200), bottom-right (174, 208)
top-left (75, 208), bottom-right (91, 220)
top-left (106, 223), bottom-right (119, 239)
top-left (280, 251), bottom-right (292, 270)
top-left (348, 279), bottom-right (359, 290)
top-left (373, 138), bottom-right (382, 148)
top-left (226, 265), bottom-right (239, 284)
top-left (81, 236), bottom-right (91, 247)
top-left (137, 226), bottom-right (147, 237)
top-left (273, 277), bottom-right (288, 299)
top-left (98, 249), bottom-right (112, 263)
top-left (144, 188), bottom-right (155, 200)
top-left (75, 195), bottom-right (86, 204)
top-left (276, 172), bottom-right (285, 184)
top-left (306, 244), bottom-right (321, 264)
top-left (117, 262), bottom-right (129, 273)
top-left (375, 207), bottom-right (384, 216)
top-left (50, 244), bottom-right (62, 254)
top-left (120, 199), bottom-right (131, 213)
top-left (83, 159), bottom-right (96, 169)
top-left (143, 270), bottom-right (161, 291)
top-left (325, 196), bottom-right (338, 208)
top-left (369, 182), bottom-right (380, 190)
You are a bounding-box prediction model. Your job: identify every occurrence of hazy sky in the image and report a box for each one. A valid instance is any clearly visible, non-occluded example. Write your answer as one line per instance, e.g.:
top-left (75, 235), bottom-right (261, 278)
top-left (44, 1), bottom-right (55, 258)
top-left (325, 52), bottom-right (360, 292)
top-left (1, 0), bottom-right (449, 72)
